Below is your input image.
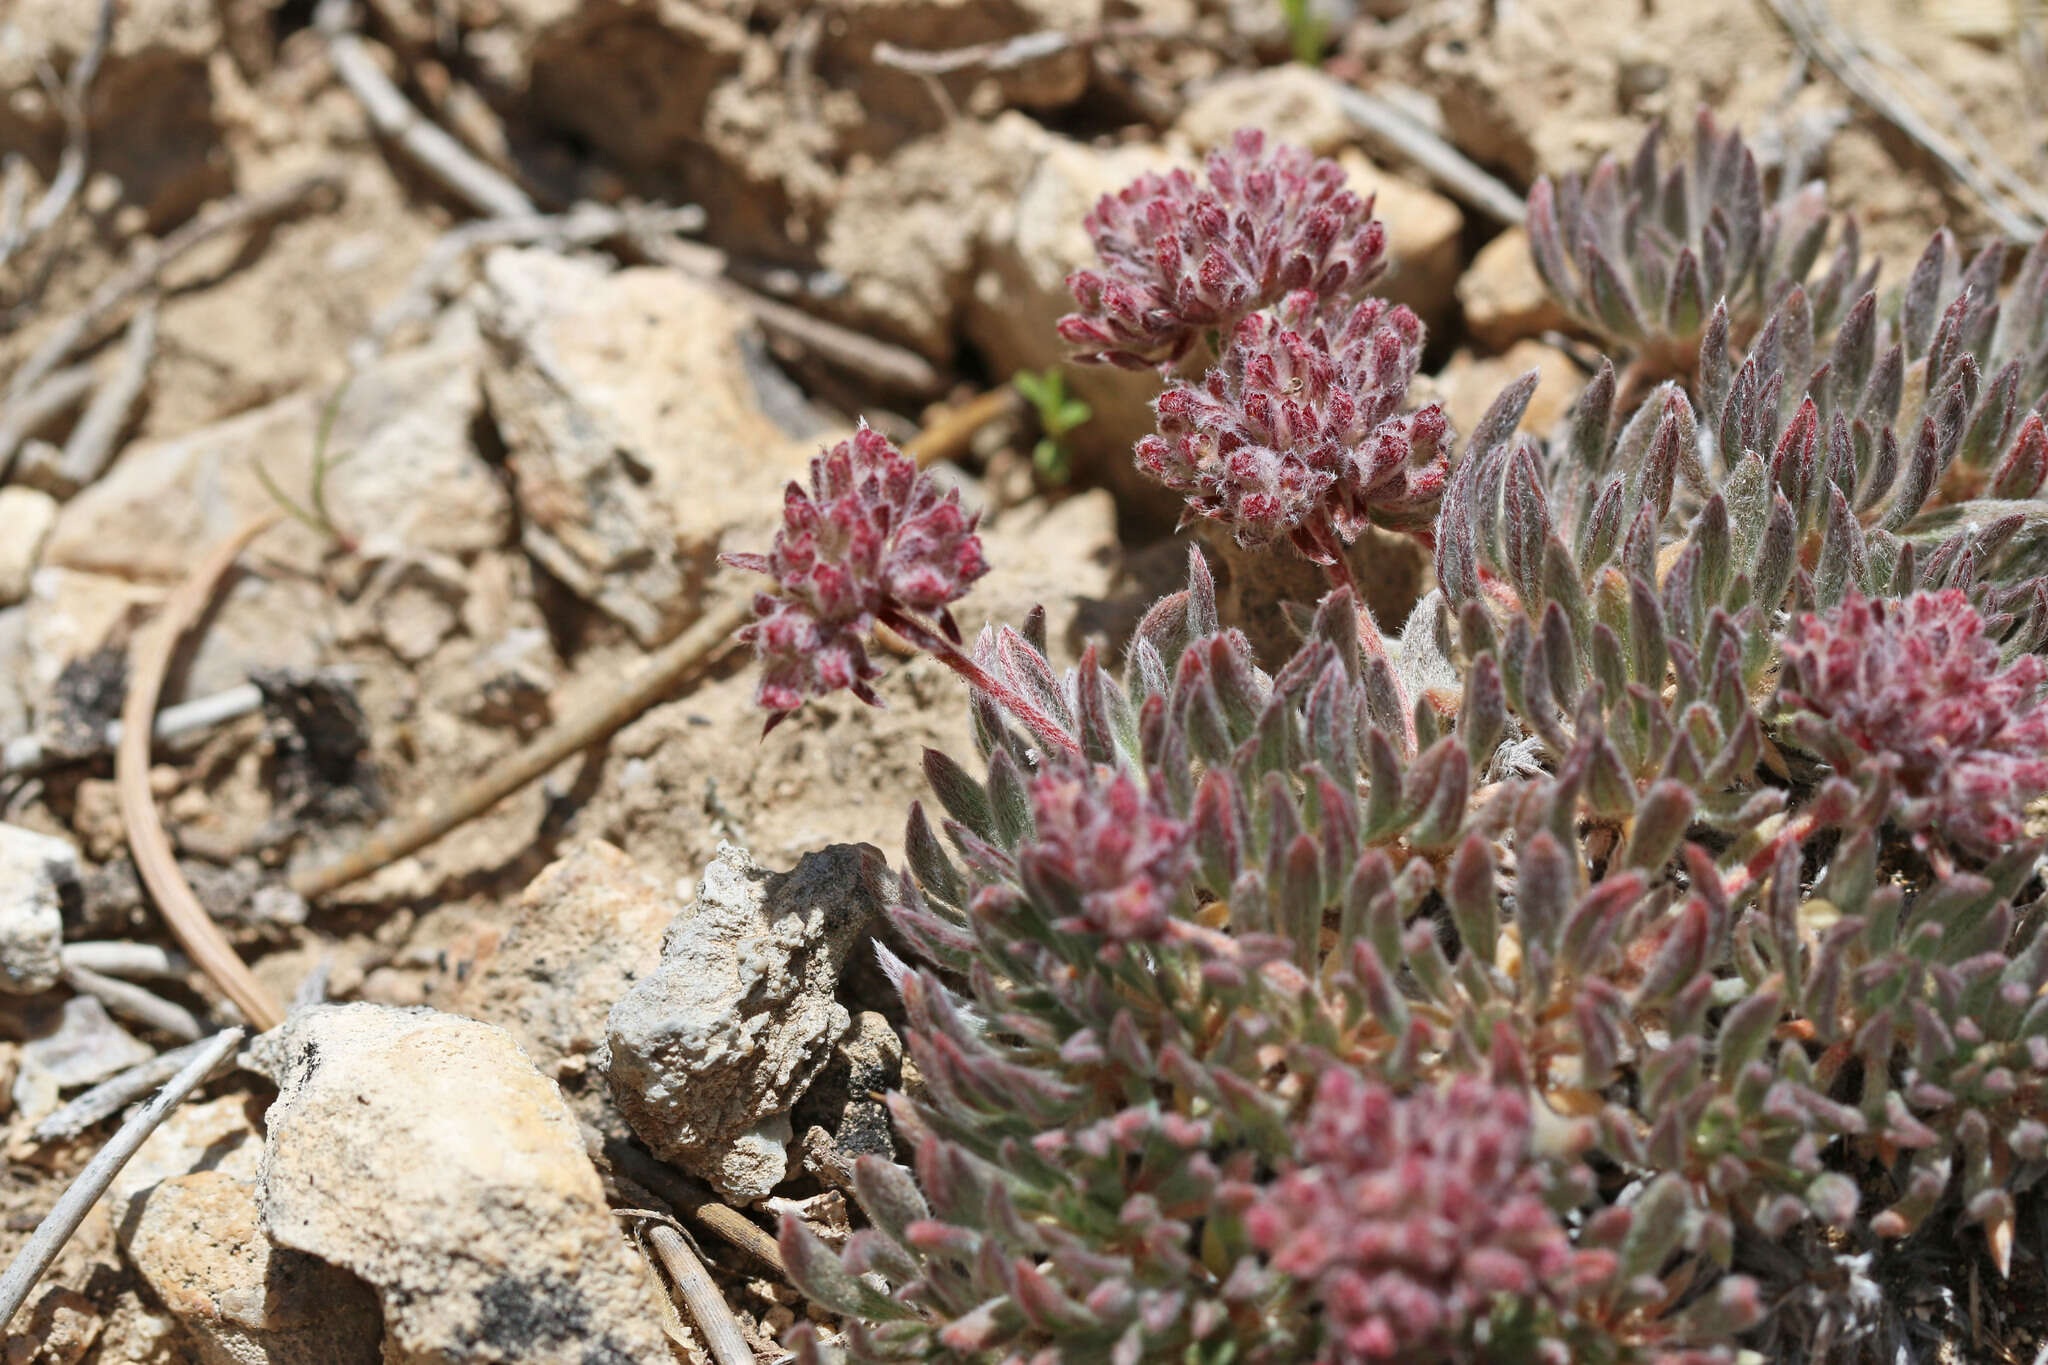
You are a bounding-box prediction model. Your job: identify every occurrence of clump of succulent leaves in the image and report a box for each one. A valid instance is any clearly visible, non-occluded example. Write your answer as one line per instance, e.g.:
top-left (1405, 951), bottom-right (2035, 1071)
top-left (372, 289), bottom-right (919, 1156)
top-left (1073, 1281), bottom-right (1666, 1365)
top-left (721, 120), bottom-right (2048, 1364)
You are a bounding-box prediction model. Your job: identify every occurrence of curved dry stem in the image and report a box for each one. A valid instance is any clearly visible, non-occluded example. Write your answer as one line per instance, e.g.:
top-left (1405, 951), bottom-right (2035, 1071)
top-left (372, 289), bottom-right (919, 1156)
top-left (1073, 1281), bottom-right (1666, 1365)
top-left (117, 515), bottom-right (286, 1032)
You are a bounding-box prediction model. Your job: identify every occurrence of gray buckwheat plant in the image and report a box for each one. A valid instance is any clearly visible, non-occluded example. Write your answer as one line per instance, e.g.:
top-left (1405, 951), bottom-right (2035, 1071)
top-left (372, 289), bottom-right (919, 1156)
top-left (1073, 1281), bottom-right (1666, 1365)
top-left (720, 122), bottom-right (2048, 1364)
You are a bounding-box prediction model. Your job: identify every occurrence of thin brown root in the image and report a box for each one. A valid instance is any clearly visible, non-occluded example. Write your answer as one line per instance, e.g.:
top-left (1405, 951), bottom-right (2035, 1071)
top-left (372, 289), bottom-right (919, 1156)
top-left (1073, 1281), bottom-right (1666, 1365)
top-left (117, 515), bottom-right (286, 1032)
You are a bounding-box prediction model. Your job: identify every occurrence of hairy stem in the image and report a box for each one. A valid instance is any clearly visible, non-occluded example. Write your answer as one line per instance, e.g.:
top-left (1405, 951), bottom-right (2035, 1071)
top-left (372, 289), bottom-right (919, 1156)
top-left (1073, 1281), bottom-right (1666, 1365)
top-left (884, 610), bottom-right (1083, 760)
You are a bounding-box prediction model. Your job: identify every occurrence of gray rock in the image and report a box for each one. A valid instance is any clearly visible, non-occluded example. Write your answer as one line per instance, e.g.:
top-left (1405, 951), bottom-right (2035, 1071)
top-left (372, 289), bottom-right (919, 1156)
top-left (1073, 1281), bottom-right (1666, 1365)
top-left (257, 1004), bottom-right (669, 1365)
top-left (473, 247), bottom-right (810, 647)
top-left (796, 1010), bottom-right (904, 1188)
top-left (0, 822), bottom-right (76, 993)
top-left (604, 842), bottom-right (886, 1201)
top-left (14, 996), bottom-right (154, 1118)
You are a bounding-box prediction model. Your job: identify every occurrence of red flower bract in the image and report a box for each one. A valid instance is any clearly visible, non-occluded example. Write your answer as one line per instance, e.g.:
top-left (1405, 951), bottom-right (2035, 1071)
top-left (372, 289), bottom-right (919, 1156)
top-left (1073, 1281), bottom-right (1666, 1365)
top-left (1058, 129), bottom-right (1388, 371)
top-left (1136, 295), bottom-right (1449, 559)
top-left (720, 424), bottom-right (988, 721)
top-left (1020, 765), bottom-right (1194, 946)
top-left (1245, 1071), bottom-right (1579, 1363)
top-left (1778, 589), bottom-right (2048, 854)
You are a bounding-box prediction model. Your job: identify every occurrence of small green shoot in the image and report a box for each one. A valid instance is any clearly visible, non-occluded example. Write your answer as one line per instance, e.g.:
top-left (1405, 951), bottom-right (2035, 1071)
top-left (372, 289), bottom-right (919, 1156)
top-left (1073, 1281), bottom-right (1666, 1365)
top-left (1279, 0), bottom-right (1326, 65)
top-left (256, 376), bottom-right (359, 553)
top-left (1013, 367), bottom-right (1093, 486)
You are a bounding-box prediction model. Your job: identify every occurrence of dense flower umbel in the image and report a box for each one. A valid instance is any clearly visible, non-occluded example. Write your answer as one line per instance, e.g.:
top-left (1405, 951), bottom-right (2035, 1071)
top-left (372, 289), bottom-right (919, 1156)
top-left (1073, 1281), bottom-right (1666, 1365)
top-left (1059, 130), bottom-right (1388, 370)
top-left (1138, 295), bottom-right (1449, 558)
top-left (1020, 764), bottom-right (1194, 945)
top-left (1777, 590), bottom-right (2048, 854)
top-left (720, 424), bottom-right (987, 722)
top-left (1244, 1072), bottom-right (1587, 1363)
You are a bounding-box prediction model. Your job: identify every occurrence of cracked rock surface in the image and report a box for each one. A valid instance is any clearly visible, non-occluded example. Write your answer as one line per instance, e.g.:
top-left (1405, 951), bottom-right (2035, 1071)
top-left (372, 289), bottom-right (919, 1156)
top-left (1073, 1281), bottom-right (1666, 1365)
top-left (604, 841), bottom-right (886, 1201)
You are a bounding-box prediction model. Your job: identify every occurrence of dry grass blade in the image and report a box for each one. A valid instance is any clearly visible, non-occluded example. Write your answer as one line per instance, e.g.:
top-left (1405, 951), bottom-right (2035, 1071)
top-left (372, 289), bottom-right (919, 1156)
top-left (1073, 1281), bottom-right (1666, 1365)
top-left (0, 1027), bottom-right (243, 1326)
top-left (117, 516), bottom-right (285, 1032)
top-left (291, 390), bottom-right (1012, 901)
top-left (644, 1222), bottom-right (756, 1365)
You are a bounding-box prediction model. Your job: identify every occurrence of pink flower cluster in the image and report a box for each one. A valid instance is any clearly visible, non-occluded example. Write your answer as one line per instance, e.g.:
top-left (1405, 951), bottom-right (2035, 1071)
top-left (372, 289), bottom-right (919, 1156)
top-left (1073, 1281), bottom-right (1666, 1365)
top-left (1020, 765), bottom-right (1194, 945)
top-left (1245, 1071), bottom-right (1582, 1363)
top-left (1058, 130), bottom-right (1388, 371)
top-left (1137, 296), bottom-right (1450, 558)
top-left (1778, 590), bottom-right (2048, 854)
top-left (720, 425), bottom-right (987, 723)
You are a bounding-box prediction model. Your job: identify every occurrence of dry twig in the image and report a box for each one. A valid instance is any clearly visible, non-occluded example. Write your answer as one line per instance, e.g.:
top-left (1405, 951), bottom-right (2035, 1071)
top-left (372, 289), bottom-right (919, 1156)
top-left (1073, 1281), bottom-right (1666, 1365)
top-left (17, 300), bottom-right (157, 496)
top-left (0, 1027), bottom-right (243, 1326)
top-left (1765, 0), bottom-right (2044, 240)
top-left (631, 233), bottom-right (943, 396)
top-left (0, 363), bottom-right (94, 475)
top-left (62, 962), bottom-right (204, 1042)
top-left (0, 0), bottom-right (113, 270)
top-left (315, 0), bottom-right (534, 219)
top-left (292, 595), bottom-right (749, 900)
top-left (606, 1137), bottom-right (787, 1275)
top-left (635, 1218), bottom-right (756, 1365)
top-left (3, 681), bottom-right (264, 777)
top-left (290, 392), bottom-right (1006, 900)
top-left (117, 516), bottom-right (286, 1032)
top-left (1323, 80), bottom-right (1528, 226)
top-left (29, 1034), bottom-right (217, 1143)
top-left (6, 170), bottom-right (340, 408)
top-left (60, 942), bottom-right (186, 979)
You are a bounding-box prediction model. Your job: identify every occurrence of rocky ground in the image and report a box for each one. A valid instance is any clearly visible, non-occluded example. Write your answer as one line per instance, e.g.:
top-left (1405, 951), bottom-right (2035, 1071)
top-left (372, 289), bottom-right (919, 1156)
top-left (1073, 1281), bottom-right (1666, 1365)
top-left (0, 0), bottom-right (2041, 1360)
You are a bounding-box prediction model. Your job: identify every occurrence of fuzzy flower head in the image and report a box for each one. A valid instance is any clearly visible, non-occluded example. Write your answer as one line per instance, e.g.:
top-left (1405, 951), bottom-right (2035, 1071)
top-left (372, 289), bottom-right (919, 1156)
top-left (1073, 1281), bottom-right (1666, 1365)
top-left (1246, 1071), bottom-right (1581, 1363)
top-left (720, 424), bottom-right (987, 724)
top-left (1058, 129), bottom-right (1388, 371)
top-left (1137, 295), bottom-right (1450, 559)
top-left (1778, 589), bottom-right (2048, 854)
top-left (1018, 765), bottom-right (1194, 946)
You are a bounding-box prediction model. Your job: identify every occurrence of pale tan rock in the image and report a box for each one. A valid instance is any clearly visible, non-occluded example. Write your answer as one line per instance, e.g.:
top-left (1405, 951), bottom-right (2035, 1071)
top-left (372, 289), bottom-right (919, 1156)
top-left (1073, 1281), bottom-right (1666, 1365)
top-left (1177, 65), bottom-right (1356, 156)
top-left (125, 1173), bottom-right (383, 1365)
top-left (44, 312), bottom-right (508, 584)
top-left (964, 116), bottom-right (1183, 522)
top-left (817, 121), bottom-right (1040, 363)
top-left (1459, 228), bottom-right (1572, 352)
top-left (0, 822), bottom-right (75, 994)
top-left (257, 1004), bottom-right (669, 1365)
top-left (1338, 151), bottom-right (1464, 330)
top-left (447, 840), bottom-right (672, 1080)
top-left (5, 1286), bottom-right (102, 1365)
top-left (1435, 339), bottom-right (1586, 444)
top-left (473, 247), bottom-right (812, 645)
top-left (0, 487), bottom-right (58, 608)
top-left (110, 1096), bottom-right (381, 1365)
